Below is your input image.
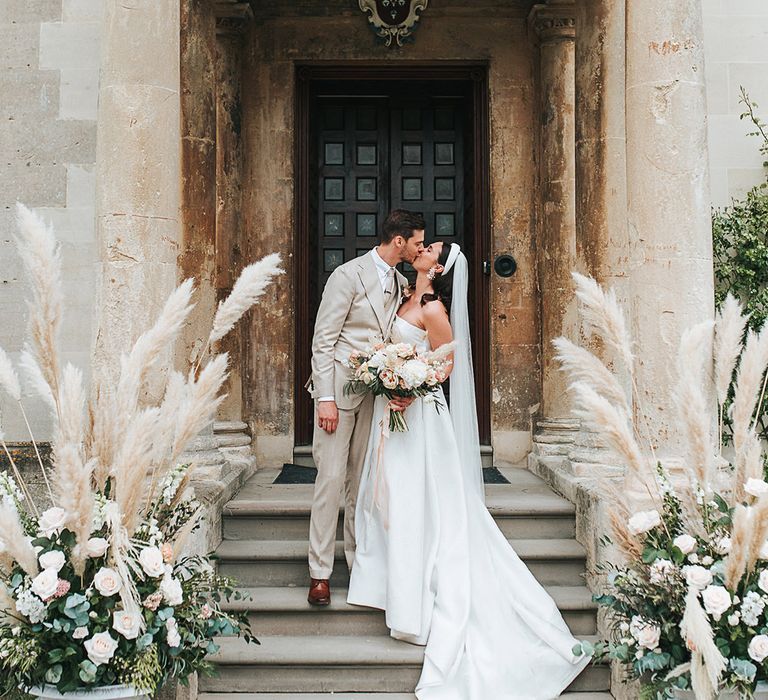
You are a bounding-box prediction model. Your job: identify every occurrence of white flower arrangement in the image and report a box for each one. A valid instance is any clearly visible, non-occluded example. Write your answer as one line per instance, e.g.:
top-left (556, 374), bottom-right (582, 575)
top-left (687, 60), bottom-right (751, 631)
top-left (0, 205), bottom-right (279, 695)
top-left (558, 275), bottom-right (768, 698)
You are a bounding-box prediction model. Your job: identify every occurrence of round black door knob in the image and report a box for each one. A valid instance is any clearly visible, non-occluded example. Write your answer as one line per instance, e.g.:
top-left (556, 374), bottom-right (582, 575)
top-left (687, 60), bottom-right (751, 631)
top-left (494, 254), bottom-right (517, 278)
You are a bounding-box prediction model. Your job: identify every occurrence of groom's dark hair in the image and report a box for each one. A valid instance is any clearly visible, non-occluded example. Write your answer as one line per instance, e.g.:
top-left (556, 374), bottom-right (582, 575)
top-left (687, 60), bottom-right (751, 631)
top-left (380, 209), bottom-right (425, 244)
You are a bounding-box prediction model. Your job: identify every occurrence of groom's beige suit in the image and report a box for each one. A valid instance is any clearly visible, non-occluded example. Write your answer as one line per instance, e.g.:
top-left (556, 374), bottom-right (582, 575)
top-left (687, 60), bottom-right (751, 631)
top-left (307, 249), bottom-right (407, 579)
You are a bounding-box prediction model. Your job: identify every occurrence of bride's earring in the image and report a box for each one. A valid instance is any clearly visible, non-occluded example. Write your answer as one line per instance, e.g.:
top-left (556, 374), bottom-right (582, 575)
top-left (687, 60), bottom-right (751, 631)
top-left (427, 266), bottom-right (437, 281)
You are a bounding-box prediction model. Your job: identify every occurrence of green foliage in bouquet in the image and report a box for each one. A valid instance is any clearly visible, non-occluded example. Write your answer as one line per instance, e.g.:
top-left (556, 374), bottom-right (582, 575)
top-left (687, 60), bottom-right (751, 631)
top-left (557, 274), bottom-right (768, 699)
top-left (712, 87), bottom-right (768, 444)
top-left (0, 205), bottom-right (282, 695)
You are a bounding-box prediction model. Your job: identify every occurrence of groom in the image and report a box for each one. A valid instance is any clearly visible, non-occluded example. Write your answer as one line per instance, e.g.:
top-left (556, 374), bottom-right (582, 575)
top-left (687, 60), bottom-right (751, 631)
top-left (306, 209), bottom-right (425, 606)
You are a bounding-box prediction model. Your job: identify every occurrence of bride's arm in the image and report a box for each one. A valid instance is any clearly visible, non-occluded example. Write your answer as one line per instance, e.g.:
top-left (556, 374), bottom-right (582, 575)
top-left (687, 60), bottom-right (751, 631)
top-left (422, 301), bottom-right (454, 378)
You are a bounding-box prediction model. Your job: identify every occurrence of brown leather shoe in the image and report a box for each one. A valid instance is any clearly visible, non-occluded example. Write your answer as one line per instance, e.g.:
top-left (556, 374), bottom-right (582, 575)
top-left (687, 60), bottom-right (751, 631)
top-left (308, 578), bottom-right (331, 606)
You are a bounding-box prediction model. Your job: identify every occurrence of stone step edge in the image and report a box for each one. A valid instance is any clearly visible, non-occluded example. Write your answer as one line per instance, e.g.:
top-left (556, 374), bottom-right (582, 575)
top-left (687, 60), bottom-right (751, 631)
top-left (221, 585), bottom-right (597, 613)
top-left (215, 538), bottom-right (586, 561)
top-left (199, 694), bottom-right (612, 700)
top-left (210, 634), bottom-right (602, 666)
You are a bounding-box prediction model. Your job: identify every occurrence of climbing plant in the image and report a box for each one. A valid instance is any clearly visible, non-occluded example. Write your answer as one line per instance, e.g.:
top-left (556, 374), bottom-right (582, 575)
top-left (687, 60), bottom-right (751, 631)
top-left (712, 86), bottom-right (768, 439)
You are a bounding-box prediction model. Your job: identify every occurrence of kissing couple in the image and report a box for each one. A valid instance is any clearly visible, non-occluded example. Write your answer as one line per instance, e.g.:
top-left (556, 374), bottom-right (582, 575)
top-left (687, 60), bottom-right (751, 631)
top-left (305, 209), bottom-right (590, 699)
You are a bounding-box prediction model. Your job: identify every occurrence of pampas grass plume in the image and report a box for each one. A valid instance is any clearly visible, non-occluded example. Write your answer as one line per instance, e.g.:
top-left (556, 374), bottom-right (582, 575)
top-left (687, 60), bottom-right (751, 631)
top-left (209, 253), bottom-right (284, 344)
top-left (714, 294), bottom-right (747, 406)
top-left (571, 272), bottom-right (633, 371)
top-left (0, 503), bottom-right (39, 577)
top-left (553, 337), bottom-right (629, 415)
top-left (730, 326), bottom-right (768, 455)
top-left (0, 347), bottom-right (21, 401)
top-left (725, 504), bottom-right (753, 590)
top-left (18, 347), bottom-right (56, 412)
top-left (681, 586), bottom-right (726, 695)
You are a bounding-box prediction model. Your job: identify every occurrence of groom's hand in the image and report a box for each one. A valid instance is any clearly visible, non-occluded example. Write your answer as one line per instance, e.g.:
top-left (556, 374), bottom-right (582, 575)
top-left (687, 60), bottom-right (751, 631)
top-left (318, 401), bottom-right (339, 433)
top-left (390, 397), bottom-right (415, 412)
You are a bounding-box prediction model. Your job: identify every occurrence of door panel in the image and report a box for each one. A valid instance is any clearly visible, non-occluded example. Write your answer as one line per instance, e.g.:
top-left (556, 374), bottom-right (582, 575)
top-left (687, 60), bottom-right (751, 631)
top-left (297, 74), bottom-right (489, 447)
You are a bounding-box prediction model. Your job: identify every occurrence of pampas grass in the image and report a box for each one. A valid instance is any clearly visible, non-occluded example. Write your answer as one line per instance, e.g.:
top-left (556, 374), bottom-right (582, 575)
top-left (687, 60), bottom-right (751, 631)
top-left (572, 272), bottom-right (634, 371)
top-left (553, 337), bottom-right (630, 416)
top-left (714, 295), bottom-right (748, 408)
top-left (209, 254), bottom-right (284, 345)
top-left (0, 348), bottom-right (21, 402)
top-left (725, 504), bottom-right (753, 590)
top-left (0, 503), bottom-right (38, 577)
top-left (730, 327), bottom-right (768, 456)
top-left (18, 347), bottom-right (56, 413)
top-left (14, 203), bottom-right (62, 406)
top-left (681, 586), bottom-right (726, 697)
top-left (569, 381), bottom-right (661, 506)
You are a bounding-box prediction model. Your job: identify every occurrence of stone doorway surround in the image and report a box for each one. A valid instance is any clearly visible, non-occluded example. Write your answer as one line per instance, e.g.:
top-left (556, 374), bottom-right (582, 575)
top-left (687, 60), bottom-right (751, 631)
top-left (89, 2), bottom-right (716, 697)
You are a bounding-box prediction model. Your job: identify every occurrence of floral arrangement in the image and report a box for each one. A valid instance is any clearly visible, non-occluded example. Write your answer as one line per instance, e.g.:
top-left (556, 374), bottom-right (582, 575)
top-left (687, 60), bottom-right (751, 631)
top-left (0, 204), bottom-right (283, 695)
top-left (344, 339), bottom-right (453, 431)
top-left (556, 273), bottom-right (768, 699)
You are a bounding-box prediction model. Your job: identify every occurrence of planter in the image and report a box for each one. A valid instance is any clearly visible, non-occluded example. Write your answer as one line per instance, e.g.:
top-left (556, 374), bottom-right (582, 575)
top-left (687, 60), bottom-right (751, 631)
top-left (673, 682), bottom-right (768, 699)
top-left (25, 685), bottom-right (149, 700)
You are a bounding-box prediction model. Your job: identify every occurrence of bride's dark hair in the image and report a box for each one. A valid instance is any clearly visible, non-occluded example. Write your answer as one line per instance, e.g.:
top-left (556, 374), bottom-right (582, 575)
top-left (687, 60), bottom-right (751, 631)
top-left (420, 241), bottom-right (455, 314)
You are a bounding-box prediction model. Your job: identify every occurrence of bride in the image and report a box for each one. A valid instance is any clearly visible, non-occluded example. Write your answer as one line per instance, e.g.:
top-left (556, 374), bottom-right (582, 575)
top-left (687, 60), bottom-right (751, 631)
top-left (347, 241), bottom-right (591, 699)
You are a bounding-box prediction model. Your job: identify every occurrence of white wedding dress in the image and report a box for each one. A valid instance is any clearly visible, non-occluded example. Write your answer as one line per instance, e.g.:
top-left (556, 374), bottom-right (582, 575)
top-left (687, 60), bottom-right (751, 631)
top-left (347, 315), bottom-right (591, 700)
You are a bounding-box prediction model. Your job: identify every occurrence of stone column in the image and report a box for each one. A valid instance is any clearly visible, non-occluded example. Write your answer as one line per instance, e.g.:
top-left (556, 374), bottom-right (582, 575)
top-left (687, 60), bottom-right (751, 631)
top-left (530, 0), bottom-right (577, 422)
top-left (92, 0), bottom-right (182, 392)
top-left (569, 0), bottom-right (630, 476)
top-left (625, 0), bottom-right (714, 454)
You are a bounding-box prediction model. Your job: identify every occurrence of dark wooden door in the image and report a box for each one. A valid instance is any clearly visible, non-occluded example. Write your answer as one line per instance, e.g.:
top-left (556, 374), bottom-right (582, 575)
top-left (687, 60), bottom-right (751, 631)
top-left (296, 70), bottom-right (490, 448)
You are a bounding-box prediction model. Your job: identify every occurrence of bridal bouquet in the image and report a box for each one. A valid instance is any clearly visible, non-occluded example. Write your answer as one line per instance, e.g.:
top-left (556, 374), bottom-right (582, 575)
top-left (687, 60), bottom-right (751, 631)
top-left (344, 340), bottom-right (453, 432)
top-left (0, 204), bottom-right (282, 696)
top-left (557, 273), bottom-right (768, 699)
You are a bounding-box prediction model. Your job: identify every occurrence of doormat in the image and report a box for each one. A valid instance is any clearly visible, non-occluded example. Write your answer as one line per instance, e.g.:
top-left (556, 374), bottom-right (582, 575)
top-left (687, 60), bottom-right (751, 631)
top-left (274, 463), bottom-right (510, 485)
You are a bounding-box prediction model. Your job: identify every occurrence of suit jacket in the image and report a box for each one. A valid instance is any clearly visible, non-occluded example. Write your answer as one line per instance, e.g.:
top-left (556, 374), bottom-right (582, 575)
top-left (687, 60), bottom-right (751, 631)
top-left (307, 252), bottom-right (408, 410)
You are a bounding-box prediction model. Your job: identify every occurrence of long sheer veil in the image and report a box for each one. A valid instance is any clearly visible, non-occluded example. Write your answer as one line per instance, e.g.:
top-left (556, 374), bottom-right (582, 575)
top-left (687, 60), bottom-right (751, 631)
top-left (447, 247), bottom-right (485, 504)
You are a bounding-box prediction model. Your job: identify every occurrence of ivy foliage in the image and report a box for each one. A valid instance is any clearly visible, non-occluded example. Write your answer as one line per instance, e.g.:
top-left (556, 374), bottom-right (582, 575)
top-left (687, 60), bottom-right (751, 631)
top-left (712, 86), bottom-right (768, 439)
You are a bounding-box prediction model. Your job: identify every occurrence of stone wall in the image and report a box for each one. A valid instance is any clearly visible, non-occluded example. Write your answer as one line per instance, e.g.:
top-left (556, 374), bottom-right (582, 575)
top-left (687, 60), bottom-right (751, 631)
top-left (704, 0), bottom-right (768, 207)
top-left (0, 0), bottom-right (102, 441)
top-left (240, 0), bottom-right (538, 467)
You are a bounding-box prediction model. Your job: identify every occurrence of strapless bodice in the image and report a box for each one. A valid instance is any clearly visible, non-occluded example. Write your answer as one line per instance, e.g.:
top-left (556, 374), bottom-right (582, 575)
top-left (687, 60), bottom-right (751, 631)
top-left (393, 315), bottom-right (429, 351)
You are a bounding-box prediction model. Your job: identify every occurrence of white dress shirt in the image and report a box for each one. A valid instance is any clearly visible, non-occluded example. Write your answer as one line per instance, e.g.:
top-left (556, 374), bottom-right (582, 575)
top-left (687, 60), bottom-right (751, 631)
top-left (318, 248), bottom-right (394, 403)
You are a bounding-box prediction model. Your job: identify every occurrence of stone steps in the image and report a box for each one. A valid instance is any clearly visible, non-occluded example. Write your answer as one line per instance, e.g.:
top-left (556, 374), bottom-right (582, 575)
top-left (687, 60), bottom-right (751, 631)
top-left (223, 488), bottom-right (577, 541)
top-left (201, 695), bottom-right (612, 700)
top-left (222, 585), bottom-right (597, 636)
top-left (202, 636), bottom-right (609, 694)
top-left (217, 537), bottom-right (587, 587)
top-left (206, 467), bottom-right (603, 697)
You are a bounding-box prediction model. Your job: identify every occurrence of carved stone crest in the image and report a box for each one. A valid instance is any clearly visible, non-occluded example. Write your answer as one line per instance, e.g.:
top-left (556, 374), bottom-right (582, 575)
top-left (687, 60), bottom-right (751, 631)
top-left (359, 0), bottom-right (428, 47)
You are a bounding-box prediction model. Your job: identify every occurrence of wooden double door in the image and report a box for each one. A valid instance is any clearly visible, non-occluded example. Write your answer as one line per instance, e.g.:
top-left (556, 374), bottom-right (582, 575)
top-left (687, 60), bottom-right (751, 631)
top-left (295, 70), bottom-right (490, 447)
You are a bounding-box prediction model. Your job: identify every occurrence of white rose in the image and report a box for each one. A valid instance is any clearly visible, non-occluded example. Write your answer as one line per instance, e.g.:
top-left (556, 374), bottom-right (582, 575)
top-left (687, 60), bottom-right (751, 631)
top-left (684, 565), bottom-right (713, 589)
top-left (139, 546), bottom-right (165, 578)
top-left (649, 559), bottom-right (675, 584)
top-left (367, 351), bottom-right (386, 369)
top-left (112, 610), bottom-right (141, 640)
top-left (85, 537), bottom-right (109, 558)
top-left (728, 613), bottom-right (741, 626)
top-left (759, 570), bottom-right (768, 594)
top-left (673, 534), bottom-right (697, 555)
top-left (38, 507), bottom-right (67, 537)
top-left (688, 553), bottom-right (700, 564)
top-left (38, 549), bottom-right (66, 572)
top-left (745, 478), bottom-right (768, 498)
top-left (84, 631), bottom-right (118, 666)
top-left (714, 536), bottom-right (732, 555)
top-left (73, 626), bottom-right (89, 639)
top-left (702, 585), bottom-right (732, 620)
top-left (627, 510), bottom-right (661, 535)
top-left (399, 359), bottom-right (429, 388)
top-left (629, 616), bottom-right (661, 650)
top-left (750, 634), bottom-right (768, 663)
top-left (31, 568), bottom-right (59, 600)
top-left (160, 575), bottom-right (183, 606)
top-left (93, 567), bottom-right (122, 597)
top-left (165, 617), bottom-right (181, 647)
top-left (701, 555), bottom-right (714, 566)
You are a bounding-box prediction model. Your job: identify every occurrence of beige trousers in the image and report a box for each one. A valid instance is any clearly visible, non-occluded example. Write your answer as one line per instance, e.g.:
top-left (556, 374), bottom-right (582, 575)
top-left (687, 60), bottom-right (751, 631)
top-left (308, 394), bottom-right (375, 580)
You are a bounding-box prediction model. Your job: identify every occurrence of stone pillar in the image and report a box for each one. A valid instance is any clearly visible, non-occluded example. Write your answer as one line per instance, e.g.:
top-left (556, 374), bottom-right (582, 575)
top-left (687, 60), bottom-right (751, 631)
top-left (92, 0), bottom-right (182, 392)
top-left (625, 0), bottom-right (714, 454)
top-left (529, 0), bottom-right (577, 421)
top-left (570, 0), bottom-right (630, 476)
